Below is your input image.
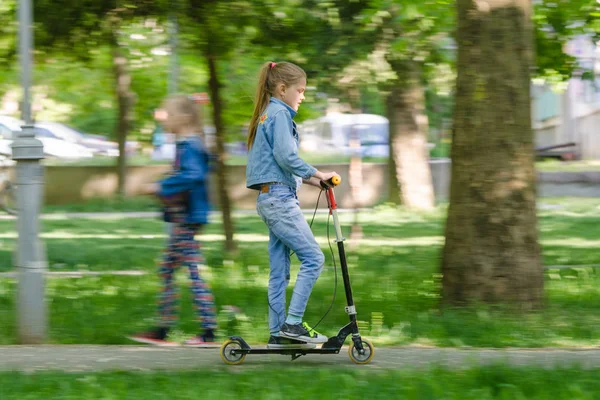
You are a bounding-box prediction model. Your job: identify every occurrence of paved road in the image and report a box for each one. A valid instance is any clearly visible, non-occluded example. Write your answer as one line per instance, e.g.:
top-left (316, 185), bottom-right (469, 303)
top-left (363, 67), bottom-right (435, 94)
top-left (2, 345), bottom-right (600, 372)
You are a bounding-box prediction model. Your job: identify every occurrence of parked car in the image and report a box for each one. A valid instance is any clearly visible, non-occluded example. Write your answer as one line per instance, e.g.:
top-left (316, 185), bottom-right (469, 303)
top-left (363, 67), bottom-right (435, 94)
top-left (0, 116), bottom-right (94, 160)
top-left (0, 121), bottom-right (15, 157)
top-left (35, 121), bottom-right (140, 157)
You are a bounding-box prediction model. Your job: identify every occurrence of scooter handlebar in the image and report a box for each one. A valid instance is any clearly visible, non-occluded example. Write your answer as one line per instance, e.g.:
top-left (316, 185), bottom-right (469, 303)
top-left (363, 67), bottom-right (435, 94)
top-left (320, 175), bottom-right (342, 189)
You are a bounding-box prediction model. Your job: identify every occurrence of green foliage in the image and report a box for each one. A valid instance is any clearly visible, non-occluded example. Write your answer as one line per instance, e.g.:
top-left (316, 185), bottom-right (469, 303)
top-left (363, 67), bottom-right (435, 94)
top-left (0, 0), bottom-right (596, 142)
top-left (533, 0), bottom-right (590, 81)
top-left (0, 0), bottom-right (16, 65)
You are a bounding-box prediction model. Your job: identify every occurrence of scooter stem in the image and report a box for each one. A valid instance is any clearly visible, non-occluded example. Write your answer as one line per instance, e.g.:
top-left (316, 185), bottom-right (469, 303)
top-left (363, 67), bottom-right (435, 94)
top-left (323, 180), bottom-right (358, 320)
top-left (325, 187), bottom-right (344, 243)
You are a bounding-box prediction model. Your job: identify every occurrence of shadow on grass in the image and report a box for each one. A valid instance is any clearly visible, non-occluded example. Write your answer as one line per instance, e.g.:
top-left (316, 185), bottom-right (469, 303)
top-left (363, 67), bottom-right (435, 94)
top-left (2, 261), bottom-right (600, 348)
top-left (1, 202), bottom-right (600, 347)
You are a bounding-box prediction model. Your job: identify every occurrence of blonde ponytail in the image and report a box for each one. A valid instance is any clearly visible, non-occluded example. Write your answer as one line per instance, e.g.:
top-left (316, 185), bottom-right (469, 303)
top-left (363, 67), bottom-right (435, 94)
top-left (247, 61), bottom-right (306, 149)
top-left (247, 62), bottom-right (272, 149)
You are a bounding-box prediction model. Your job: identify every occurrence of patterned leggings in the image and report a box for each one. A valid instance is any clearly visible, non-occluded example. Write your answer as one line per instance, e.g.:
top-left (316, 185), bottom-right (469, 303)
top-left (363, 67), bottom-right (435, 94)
top-left (157, 223), bottom-right (217, 331)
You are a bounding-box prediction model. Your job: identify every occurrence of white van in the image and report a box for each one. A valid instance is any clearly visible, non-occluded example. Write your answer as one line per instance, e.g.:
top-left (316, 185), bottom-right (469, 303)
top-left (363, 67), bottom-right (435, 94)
top-left (298, 113), bottom-right (389, 157)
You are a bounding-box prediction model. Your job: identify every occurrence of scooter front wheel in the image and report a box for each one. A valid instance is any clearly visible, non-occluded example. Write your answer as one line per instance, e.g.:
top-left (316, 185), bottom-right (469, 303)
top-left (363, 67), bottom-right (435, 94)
top-left (348, 339), bottom-right (374, 365)
top-left (220, 339), bottom-right (247, 365)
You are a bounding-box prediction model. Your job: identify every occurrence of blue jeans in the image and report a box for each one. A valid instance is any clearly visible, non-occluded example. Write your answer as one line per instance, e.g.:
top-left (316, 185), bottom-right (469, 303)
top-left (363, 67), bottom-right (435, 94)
top-left (256, 184), bottom-right (325, 335)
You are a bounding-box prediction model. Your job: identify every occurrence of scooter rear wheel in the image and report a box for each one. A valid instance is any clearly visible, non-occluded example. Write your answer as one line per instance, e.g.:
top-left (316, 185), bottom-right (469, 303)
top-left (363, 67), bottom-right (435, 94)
top-left (348, 339), bottom-right (374, 364)
top-left (220, 339), bottom-right (246, 365)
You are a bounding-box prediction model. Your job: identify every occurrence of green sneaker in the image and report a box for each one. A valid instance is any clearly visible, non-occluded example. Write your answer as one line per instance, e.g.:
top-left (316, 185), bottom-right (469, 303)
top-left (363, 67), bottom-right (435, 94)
top-left (302, 322), bottom-right (328, 342)
top-left (279, 322), bottom-right (328, 344)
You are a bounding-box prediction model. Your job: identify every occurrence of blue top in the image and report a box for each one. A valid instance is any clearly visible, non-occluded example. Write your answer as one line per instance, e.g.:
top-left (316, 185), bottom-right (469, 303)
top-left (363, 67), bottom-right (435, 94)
top-left (158, 135), bottom-right (212, 224)
top-left (151, 124), bottom-right (165, 147)
top-left (246, 97), bottom-right (317, 190)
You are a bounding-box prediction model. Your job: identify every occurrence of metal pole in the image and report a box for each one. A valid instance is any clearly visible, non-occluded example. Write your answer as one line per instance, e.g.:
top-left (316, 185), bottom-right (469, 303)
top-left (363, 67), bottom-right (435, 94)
top-left (19, 0), bottom-right (31, 125)
top-left (15, 0), bottom-right (47, 344)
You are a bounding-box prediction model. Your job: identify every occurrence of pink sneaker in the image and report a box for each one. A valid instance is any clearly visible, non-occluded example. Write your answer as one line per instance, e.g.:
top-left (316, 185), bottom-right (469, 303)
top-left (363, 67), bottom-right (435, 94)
top-left (182, 334), bottom-right (220, 348)
top-left (127, 330), bottom-right (179, 347)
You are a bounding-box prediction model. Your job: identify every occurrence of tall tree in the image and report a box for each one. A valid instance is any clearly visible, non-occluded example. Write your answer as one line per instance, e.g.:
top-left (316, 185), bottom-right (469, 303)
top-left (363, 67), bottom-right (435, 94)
top-left (33, 0), bottom-right (166, 196)
top-left (441, 0), bottom-right (543, 307)
top-left (183, 0), bottom-right (255, 253)
top-left (312, 1), bottom-right (453, 209)
top-left (105, 7), bottom-right (136, 195)
top-left (273, 0), bottom-right (451, 209)
top-left (379, 1), bottom-right (456, 210)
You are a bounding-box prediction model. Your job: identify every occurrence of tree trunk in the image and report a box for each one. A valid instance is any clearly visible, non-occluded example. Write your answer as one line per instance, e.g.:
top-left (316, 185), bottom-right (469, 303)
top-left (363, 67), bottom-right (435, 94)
top-left (110, 40), bottom-right (134, 197)
top-left (386, 94), bottom-right (401, 204)
top-left (441, 0), bottom-right (543, 308)
top-left (388, 64), bottom-right (435, 209)
top-left (206, 53), bottom-right (236, 253)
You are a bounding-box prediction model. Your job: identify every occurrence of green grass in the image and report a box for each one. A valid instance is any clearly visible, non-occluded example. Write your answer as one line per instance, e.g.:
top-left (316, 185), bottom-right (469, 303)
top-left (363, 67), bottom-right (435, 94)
top-left (41, 152), bottom-right (385, 167)
top-left (1, 367), bottom-right (600, 399)
top-left (42, 154), bottom-right (168, 167)
top-left (41, 196), bottom-right (160, 214)
top-left (535, 160), bottom-right (600, 172)
top-left (2, 199), bottom-right (600, 347)
top-left (41, 150), bottom-right (600, 173)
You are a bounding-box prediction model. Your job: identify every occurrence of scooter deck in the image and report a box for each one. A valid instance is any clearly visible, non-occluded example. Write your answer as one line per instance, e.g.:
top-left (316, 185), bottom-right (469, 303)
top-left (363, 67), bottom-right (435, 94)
top-left (228, 336), bottom-right (343, 354)
top-left (235, 346), bottom-right (344, 362)
top-left (236, 346), bottom-right (343, 354)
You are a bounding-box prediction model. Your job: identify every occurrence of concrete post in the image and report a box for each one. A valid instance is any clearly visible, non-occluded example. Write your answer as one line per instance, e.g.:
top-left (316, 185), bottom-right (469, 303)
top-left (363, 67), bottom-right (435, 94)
top-left (15, 0), bottom-right (48, 344)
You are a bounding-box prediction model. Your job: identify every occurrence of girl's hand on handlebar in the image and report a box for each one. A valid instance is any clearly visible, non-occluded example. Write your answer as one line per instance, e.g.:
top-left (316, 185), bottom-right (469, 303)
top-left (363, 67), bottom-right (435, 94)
top-left (303, 177), bottom-right (323, 188)
top-left (314, 171), bottom-right (339, 182)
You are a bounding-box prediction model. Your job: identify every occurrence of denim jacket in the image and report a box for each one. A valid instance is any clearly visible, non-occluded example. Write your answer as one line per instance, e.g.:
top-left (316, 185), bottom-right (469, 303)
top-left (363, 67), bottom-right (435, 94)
top-left (158, 135), bottom-right (212, 224)
top-left (246, 97), bottom-right (316, 191)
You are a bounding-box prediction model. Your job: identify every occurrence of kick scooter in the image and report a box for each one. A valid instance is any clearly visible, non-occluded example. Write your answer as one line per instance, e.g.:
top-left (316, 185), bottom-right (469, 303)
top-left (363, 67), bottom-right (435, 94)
top-left (220, 176), bottom-right (374, 365)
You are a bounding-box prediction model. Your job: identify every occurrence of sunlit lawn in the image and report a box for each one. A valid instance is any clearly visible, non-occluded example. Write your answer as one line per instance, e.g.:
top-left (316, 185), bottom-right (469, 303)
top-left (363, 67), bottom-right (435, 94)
top-left (42, 152), bottom-right (388, 168)
top-left (1, 198), bottom-right (600, 347)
